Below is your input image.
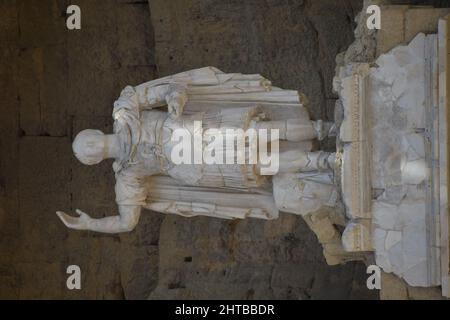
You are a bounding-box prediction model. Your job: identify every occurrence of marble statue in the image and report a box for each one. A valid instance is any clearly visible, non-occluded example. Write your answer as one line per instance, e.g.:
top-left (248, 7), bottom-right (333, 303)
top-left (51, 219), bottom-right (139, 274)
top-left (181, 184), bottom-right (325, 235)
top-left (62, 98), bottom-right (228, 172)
top-left (56, 67), bottom-right (338, 233)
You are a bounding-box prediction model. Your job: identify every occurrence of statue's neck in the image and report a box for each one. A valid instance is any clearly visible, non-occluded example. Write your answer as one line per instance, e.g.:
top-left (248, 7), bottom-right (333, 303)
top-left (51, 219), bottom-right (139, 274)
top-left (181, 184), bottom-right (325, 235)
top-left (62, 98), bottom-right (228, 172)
top-left (104, 134), bottom-right (122, 159)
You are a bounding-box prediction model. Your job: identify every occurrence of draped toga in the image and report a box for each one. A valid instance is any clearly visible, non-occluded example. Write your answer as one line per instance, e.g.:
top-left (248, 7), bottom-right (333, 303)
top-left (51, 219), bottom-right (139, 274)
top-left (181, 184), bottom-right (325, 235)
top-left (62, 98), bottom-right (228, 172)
top-left (111, 67), bottom-right (314, 220)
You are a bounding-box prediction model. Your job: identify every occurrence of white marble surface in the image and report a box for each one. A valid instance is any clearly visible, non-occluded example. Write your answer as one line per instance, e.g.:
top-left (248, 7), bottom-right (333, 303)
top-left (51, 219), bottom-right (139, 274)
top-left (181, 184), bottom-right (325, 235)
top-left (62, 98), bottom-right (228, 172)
top-left (438, 16), bottom-right (450, 297)
top-left (335, 32), bottom-right (443, 287)
top-left (368, 33), bottom-right (440, 287)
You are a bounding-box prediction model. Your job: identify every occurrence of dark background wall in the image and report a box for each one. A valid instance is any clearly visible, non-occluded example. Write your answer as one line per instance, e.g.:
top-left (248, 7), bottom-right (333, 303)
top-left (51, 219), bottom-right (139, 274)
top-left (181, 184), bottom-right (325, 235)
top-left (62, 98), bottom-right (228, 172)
top-left (0, 0), bottom-right (379, 299)
top-left (0, 0), bottom-right (160, 299)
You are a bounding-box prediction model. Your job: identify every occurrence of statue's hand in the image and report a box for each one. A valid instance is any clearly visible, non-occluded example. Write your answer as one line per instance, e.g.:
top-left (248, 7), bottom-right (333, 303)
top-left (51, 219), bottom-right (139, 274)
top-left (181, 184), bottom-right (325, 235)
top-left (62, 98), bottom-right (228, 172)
top-left (56, 209), bottom-right (92, 230)
top-left (166, 85), bottom-right (187, 119)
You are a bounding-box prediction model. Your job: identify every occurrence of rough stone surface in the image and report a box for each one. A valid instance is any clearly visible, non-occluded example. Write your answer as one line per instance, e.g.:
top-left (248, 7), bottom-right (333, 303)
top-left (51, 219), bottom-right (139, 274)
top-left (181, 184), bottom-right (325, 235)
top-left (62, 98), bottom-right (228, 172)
top-left (381, 272), bottom-right (445, 299)
top-left (368, 33), bottom-right (440, 287)
top-left (0, 0), bottom-right (161, 299)
top-left (149, 0), bottom-right (361, 121)
top-left (334, 0), bottom-right (450, 298)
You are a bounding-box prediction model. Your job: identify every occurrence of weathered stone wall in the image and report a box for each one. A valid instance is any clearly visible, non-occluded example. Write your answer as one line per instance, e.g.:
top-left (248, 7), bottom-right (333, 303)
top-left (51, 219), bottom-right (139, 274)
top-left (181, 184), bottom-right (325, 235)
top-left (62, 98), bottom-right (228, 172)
top-left (1, 0), bottom-right (378, 299)
top-left (381, 272), bottom-right (445, 300)
top-left (0, 0), bottom-right (161, 299)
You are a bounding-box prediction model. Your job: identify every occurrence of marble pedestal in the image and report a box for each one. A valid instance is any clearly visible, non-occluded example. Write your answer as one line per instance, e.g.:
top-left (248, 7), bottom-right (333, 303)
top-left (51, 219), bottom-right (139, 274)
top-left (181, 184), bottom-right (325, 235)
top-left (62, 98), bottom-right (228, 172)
top-left (334, 8), bottom-right (450, 296)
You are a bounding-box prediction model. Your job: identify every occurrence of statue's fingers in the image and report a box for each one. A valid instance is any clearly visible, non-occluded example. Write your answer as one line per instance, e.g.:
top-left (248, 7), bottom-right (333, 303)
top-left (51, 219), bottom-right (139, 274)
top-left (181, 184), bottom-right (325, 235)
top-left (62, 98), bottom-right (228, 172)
top-left (75, 208), bottom-right (87, 217)
top-left (56, 211), bottom-right (69, 220)
top-left (56, 211), bottom-right (79, 228)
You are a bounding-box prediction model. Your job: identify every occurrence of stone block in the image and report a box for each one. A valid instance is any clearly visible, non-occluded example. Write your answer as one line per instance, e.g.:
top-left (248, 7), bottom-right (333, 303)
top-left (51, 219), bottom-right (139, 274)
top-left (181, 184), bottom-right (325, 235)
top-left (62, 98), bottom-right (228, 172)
top-left (17, 45), bottom-right (68, 136)
top-left (341, 142), bottom-right (372, 219)
top-left (405, 8), bottom-right (450, 44)
top-left (17, 48), bottom-right (43, 135)
top-left (0, 46), bottom-right (20, 254)
top-left (17, 0), bottom-right (66, 48)
top-left (407, 285), bottom-right (446, 300)
top-left (308, 216), bottom-right (337, 244)
top-left (0, 0), bottom-right (19, 44)
top-left (372, 201), bottom-right (397, 230)
top-left (376, 6), bottom-right (408, 56)
top-left (115, 2), bottom-right (154, 68)
top-left (342, 220), bottom-right (373, 252)
top-left (385, 230), bottom-right (402, 250)
top-left (17, 137), bottom-right (72, 262)
top-left (438, 14), bottom-right (450, 298)
top-left (380, 271), bottom-right (408, 300)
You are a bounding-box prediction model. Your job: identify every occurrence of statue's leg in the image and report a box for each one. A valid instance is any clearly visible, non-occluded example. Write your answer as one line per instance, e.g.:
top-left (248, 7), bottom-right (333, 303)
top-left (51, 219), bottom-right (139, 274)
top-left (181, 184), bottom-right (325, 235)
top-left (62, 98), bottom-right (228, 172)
top-left (253, 119), bottom-right (335, 142)
top-left (253, 119), bottom-right (315, 141)
top-left (257, 150), bottom-right (336, 174)
top-left (312, 120), bottom-right (336, 141)
top-left (278, 150), bottom-right (335, 173)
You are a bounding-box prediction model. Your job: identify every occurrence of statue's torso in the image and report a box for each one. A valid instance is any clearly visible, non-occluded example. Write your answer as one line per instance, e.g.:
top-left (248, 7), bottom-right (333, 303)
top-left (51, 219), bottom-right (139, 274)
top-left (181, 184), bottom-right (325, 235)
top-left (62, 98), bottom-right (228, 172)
top-left (116, 108), bottom-right (263, 188)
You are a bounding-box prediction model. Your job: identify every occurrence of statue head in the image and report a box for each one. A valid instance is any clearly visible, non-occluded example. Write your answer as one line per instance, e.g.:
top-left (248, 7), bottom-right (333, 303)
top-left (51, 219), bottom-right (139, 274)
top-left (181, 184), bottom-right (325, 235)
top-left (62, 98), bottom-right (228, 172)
top-left (72, 129), bottom-right (106, 165)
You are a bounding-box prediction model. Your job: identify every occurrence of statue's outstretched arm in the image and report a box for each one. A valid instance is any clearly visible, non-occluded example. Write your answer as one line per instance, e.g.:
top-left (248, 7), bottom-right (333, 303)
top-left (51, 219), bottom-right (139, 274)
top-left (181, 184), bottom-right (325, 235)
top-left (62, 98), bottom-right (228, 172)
top-left (56, 205), bottom-right (142, 233)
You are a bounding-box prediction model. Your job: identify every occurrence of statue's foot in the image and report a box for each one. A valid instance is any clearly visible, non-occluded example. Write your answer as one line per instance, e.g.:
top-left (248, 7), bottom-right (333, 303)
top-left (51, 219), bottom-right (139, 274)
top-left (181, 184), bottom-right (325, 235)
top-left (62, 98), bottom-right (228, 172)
top-left (308, 151), bottom-right (336, 172)
top-left (313, 120), bottom-right (336, 141)
top-left (326, 152), bottom-right (336, 171)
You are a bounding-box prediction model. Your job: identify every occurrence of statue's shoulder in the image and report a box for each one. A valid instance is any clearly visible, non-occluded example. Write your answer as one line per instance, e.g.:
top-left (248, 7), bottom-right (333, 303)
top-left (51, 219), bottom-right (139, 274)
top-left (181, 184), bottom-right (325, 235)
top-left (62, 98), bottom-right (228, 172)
top-left (113, 161), bottom-right (142, 180)
top-left (113, 164), bottom-right (148, 206)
